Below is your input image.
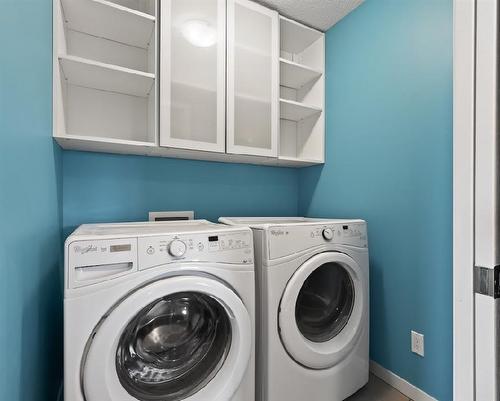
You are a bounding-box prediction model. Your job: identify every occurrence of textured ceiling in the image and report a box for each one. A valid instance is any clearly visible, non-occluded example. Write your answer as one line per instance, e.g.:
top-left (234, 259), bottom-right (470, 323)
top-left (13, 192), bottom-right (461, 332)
top-left (256, 0), bottom-right (364, 31)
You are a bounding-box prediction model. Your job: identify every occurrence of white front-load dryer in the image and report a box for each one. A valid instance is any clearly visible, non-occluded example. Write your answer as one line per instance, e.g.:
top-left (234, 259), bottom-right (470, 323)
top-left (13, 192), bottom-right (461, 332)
top-left (219, 217), bottom-right (369, 401)
top-left (64, 220), bottom-right (255, 401)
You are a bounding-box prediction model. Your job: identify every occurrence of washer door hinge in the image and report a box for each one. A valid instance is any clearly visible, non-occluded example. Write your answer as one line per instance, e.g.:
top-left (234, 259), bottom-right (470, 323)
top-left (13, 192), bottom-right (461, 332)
top-left (474, 265), bottom-right (500, 298)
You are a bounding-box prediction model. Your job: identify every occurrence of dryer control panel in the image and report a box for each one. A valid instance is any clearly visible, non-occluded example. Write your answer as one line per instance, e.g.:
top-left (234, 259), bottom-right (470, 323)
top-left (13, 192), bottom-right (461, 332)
top-left (138, 230), bottom-right (254, 270)
top-left (267, 222), bottom-right (368, 260)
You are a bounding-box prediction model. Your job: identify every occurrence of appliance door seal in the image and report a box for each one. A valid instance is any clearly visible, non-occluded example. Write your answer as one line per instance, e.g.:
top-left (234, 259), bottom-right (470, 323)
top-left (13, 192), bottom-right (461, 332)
top-left (81, 273), bottom-right (252, 401)
top-left (278, 251), bottom-right (366, 369)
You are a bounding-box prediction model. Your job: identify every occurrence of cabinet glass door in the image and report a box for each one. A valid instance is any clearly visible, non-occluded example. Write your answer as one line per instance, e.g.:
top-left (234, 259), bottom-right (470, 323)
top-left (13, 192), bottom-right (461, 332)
top-left (160, 0), bottom-right (225, 152)
top-left (227, 0), bottom-right (279, 157)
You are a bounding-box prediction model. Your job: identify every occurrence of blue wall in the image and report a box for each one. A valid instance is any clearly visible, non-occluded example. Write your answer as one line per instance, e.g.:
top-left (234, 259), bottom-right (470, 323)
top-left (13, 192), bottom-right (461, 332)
top-left (0, 1), bottom-right (63, 400)
top-left (299, 1), bottom-right (453, 399)
top-left (62, 151), bottom-right (299, 234)
top-left (0, 0), bottom-right (452, 400)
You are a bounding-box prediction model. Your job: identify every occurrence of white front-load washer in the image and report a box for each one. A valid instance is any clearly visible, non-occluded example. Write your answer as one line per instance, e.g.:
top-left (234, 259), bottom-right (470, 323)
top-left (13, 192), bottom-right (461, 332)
top-left (219, 217), bottom-right (369, 401)
top-left (64, 220), bottom-right (255, 401)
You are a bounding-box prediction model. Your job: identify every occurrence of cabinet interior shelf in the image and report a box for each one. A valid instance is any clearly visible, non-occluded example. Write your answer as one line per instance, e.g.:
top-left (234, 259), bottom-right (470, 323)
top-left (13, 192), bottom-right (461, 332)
top-left (280, 99), bottom-right (322, 121)
top-left (280, 58), bottom-right (322, 89)
top-left (280, 16), bottom-right (323, 54)
top-left (61, 0), bottom-right (156, 48)
top-left (59, 55), bottom-right (155, 97)
top-left (278, 156), bottom-right (323, 166)
top-left (56, 133), bottom-right (156, 147)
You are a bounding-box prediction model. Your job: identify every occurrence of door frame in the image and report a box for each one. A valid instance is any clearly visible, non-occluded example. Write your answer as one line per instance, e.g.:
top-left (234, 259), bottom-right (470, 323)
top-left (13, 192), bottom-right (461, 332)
top-left (453, 0), bottom-right (476, 399)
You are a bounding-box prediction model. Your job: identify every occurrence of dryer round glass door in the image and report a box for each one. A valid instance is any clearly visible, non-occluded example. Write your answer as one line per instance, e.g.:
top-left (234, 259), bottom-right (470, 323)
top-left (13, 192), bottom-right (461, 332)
top-left (295, 262), bottom-right (354, 343)
top-left (81, 274), bottom-right (252, 401)
top-left (279, 252), bottom-right (367, 369)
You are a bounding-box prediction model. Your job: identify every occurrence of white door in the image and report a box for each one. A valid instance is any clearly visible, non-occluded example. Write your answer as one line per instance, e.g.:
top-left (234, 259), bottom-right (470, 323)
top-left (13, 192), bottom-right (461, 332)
top-left (278, 252), bottom-right (366, 369)
top-left (160, 0), bottom-right (226, 152)
top-left (81, 274), bottom-right (252, 401)
top-left (226, 0), bottom-right (279, 157)
top-left (474, 0), bottom-right (500, 399)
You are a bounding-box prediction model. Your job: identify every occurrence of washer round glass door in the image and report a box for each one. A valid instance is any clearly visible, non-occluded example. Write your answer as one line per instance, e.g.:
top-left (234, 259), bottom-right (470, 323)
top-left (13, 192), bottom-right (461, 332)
top-left (82, 275), bottom-right (252, 401)
top-left (279, 252), bottom-right (366, 369)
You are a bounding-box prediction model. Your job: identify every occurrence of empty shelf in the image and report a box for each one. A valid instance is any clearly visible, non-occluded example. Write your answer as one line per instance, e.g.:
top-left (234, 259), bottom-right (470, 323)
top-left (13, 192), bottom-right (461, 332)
top-left (280, 99), bottom-right (322, 121)
top-left (280, 16), bottom-right (322, 54)
top-left (61, 0), bottom-right (155, 48)
top-left (280, 58), bottom-right (322, 89)
top-left (278, 156), bottom-right (323, 166)
top-left (59, 55), bottom-right (155, 97)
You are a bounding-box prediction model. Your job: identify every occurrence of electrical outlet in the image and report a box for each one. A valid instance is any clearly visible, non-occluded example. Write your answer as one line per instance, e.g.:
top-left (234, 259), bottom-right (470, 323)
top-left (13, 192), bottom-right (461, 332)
top-left (411, 331), bottom-right (424, 357)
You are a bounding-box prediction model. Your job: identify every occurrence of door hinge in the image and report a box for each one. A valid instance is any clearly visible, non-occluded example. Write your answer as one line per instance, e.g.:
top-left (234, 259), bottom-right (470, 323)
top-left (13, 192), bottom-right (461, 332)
top-left (474, 265), bottom-right (500, 298)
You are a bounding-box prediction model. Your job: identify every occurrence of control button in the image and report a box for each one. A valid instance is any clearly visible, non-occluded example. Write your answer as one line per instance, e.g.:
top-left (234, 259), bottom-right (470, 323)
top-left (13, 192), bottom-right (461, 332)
top-left (146, 246), bottom-right (155, 255)
top-left (197, 242), bottom-right (204, 251)
top-left (168, 240), bottom-right (187, 257)
top-left (322, 228), bottom-right (334, 241)
top-left (208, 241), bottom-right (220, 252)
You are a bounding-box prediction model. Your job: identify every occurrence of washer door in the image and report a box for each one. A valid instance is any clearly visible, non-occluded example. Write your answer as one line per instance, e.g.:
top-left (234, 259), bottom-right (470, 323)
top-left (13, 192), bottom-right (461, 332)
top-left (82, 274), bottom-right (252, 401)
top-left (279, 252), bottom-right (365, 369)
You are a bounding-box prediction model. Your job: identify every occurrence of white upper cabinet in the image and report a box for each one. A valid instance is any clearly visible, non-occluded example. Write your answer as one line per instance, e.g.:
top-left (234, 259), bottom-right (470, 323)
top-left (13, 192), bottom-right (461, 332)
top-left (53, 0), bottom-right (158, 151)
top-left (279, 17), bottom-right (325, 165)
top-left (160, 0), bottom-right (226, 153)
top-left (53, 0), bottom-right (325, 167)
top-left (226, 0), bottom-right (279, 157)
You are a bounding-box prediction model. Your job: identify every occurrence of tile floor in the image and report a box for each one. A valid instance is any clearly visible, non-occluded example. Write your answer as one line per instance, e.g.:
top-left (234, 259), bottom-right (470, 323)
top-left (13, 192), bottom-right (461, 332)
top-left (347, 374), bottom-right (412, 401)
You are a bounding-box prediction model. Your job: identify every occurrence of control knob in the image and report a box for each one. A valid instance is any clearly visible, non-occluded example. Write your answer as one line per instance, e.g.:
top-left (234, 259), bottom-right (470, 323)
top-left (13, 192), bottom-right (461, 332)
top-left (322, 228), bottom-right (334, 241)
top-left (168, 240), bottom-right (187, 257)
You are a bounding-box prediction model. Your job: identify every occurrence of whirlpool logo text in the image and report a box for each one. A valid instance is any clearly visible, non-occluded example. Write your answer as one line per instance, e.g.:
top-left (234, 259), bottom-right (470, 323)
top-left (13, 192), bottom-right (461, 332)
top-left (74, 245), bottom-right (98, 254)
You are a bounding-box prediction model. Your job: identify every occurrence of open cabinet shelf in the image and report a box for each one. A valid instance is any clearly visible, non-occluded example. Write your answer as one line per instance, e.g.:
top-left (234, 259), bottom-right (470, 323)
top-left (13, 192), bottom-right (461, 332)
top-left (55, 81), bottom-right (157, 144)
top-left (280, 16), bottom-right (323, 54)
top-left (55, 135), bottom-right (156, 151)
top-left (59, 55), bottom-right (155, 97)
top-left (280, 58), bottom-right (322, 90)
top-left (61, 0), bottom-right (155, 48)
top-left (54, 0), bottom-right (158, 148)
top-left (280, 99), bottom-right (322, 121)
top-left (278, 16), bottom-right (324, 165)
top-left (277, 156), bottom-right (323, 166)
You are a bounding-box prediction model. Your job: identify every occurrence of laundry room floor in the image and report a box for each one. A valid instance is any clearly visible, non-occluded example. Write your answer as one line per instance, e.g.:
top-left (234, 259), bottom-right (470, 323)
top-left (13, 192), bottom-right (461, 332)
top-left (347, 374), bottom-right (412, 401)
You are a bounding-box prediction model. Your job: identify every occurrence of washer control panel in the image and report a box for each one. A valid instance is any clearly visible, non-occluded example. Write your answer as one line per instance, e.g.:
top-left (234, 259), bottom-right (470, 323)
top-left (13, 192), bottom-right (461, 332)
top-left (67, 238), bottom-right (138, 289)
top-left (268, 222), bottom-right (368, 260)
top-left (138, 230), bottom-right (254, 270)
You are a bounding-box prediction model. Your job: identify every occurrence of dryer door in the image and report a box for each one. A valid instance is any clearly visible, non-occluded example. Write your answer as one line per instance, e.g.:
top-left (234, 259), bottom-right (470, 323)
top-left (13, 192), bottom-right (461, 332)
top-left (82, 274), bottom-right (252, 401)
top-left (279, 252), bottom-right (366, 369)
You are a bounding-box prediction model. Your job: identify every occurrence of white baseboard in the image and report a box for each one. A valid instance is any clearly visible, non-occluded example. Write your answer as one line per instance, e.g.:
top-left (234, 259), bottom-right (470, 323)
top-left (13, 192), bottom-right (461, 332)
top-left (370, 360), bottom-right (437, 401)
